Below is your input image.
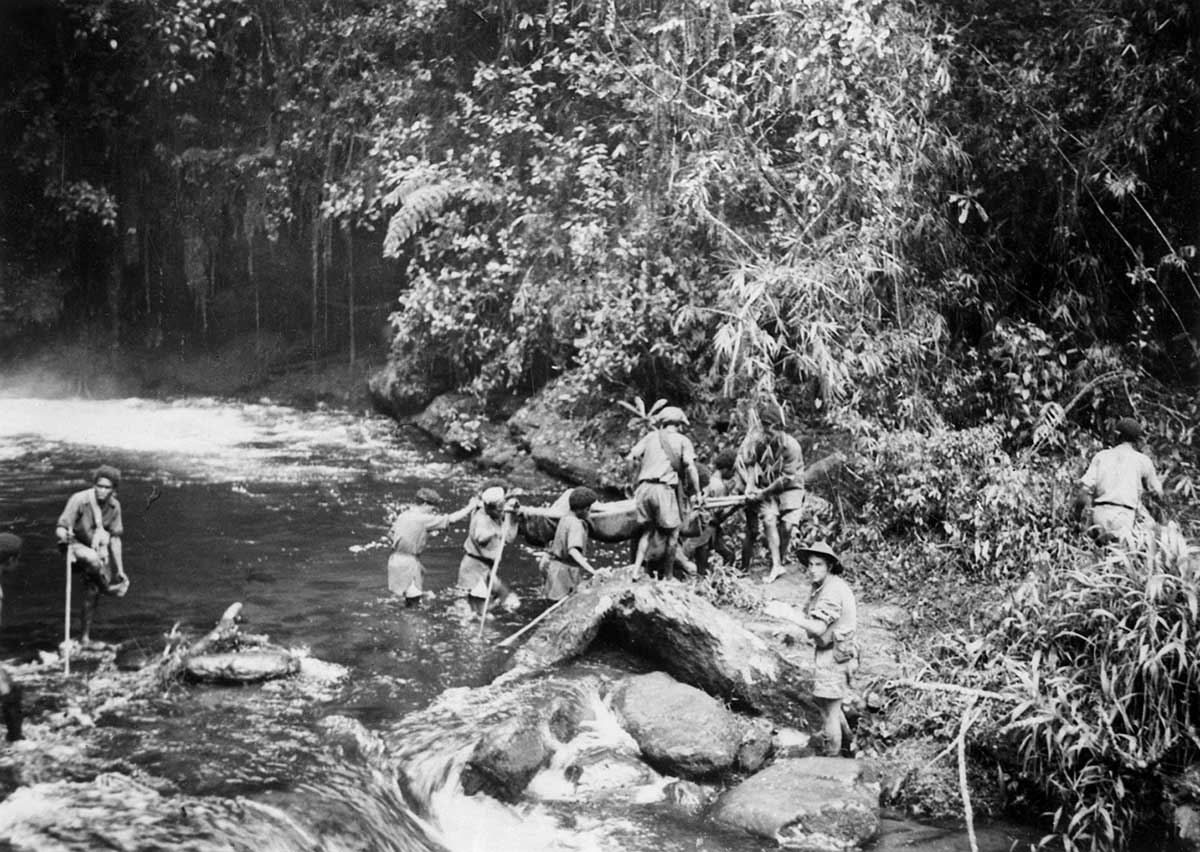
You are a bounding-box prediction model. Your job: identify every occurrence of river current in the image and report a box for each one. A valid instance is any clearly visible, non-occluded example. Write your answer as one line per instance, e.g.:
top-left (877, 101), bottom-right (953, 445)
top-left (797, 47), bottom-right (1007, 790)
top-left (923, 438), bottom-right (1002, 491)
top-left (0, 396), bottom-right (1034, 852)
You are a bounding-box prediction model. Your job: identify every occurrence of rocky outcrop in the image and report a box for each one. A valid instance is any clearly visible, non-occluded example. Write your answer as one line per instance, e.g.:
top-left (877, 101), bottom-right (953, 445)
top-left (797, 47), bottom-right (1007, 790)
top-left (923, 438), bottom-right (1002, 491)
top-left (613, 672), bottom-right (744, 778)
top-left (507, 575), bottom-right (821, 728)
top-left (366, 361), bottom-right (446, 418)
top-left (711, 757), bottom-right (880, 851)
top-left (508, 392), bottom-right (626, 488)
top-left (409, 393), bottom-right (518, 460)
top-left (736, 717), bottom-right (775, 773)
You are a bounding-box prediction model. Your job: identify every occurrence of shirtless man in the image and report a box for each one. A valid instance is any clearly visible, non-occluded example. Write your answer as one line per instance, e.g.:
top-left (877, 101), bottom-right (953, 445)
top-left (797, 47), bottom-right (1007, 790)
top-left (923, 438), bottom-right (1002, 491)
top-left (55, 465), bottom-right (130, 646)
top-left (737, 404), bottom-right (805, 583)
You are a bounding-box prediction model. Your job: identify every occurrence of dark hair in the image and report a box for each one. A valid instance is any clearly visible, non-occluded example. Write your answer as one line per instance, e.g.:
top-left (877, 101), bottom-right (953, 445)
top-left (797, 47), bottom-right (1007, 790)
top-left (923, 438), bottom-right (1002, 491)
top-left (93, 464), bottom-right (121, 488)
top-left (568, 487), bottom-right (599, 511)
top-left (0, 533), bottom-right (22, 561)
top-left (713, 449), bottom-right (737, 474)
top-left (415, 487), bottom-right (443, 506)
top-left (1115, 417), bottom-right (1144, 442)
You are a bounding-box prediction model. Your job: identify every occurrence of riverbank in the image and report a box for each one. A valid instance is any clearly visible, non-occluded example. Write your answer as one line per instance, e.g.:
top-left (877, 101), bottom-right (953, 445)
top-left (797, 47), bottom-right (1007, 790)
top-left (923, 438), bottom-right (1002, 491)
top-left (0, 334), bottom-right (383, 413)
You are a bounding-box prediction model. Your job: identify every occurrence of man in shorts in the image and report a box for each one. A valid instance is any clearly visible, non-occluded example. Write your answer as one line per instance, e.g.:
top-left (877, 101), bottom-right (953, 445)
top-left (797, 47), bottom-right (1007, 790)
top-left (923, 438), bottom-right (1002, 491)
top-left (626, 406), bottom-right (701, 578)
top-left (782, 541), bottom-right (857, 756)
top-left (388, 488), bottom-right (476, 606)
top-left (457, 484), bottom-right (520, 612)
top-left (737, 403), bottom-right (805, 583)
top-left (55, 464), bottom-right (130, 646)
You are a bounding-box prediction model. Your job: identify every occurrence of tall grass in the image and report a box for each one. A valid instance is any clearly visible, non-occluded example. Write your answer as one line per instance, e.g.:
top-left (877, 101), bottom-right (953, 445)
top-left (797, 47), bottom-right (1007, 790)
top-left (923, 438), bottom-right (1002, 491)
top-left (986, 523), bottom-right (1200, 851)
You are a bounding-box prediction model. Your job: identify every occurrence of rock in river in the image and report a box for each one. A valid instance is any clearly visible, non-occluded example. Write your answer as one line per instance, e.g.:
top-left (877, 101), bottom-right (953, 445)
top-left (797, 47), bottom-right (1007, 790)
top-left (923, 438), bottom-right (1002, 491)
top-left (613, 671), bottom-right (744, 779)
top-left (711, 757), bottom-right (880, 851)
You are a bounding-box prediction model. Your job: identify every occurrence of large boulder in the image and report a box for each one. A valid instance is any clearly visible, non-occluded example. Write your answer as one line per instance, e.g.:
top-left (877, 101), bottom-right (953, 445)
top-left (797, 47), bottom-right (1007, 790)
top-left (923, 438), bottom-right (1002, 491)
top-left (507, 576), bottom-right (821, 729)
top-left (711, 757), bottom-right (880, 851)
top-left (507, 387), bottom-right (627, 488)
top-left (613, 672), bottom-right (744, 778)
top-left (460, 712), bottom-right (553, 802)
top-left (366, 361), bottom-right (446, 418)
top-left (410, 393), bottom-right (516, 459)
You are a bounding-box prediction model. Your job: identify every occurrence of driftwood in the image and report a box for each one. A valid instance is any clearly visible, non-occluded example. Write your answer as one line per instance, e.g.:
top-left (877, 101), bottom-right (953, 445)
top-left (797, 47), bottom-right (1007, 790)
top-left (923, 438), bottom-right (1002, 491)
top-left (505, 574), bottom-right (822, 728)
top-left (161, 602), bottom-right (298, 685)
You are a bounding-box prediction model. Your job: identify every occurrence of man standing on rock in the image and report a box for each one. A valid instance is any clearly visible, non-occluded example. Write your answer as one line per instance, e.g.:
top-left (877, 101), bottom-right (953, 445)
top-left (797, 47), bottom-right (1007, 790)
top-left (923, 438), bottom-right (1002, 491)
top-left (1076, 417), bottom-right (1163, 546)
top-left (388, 488), bottom-right (477, 606)
top-left (55, 465), bottom-right (130, 647)
top-left (626, 406), bottom-right (701, 578)
top-left (737, 403), bottom-right (805, 583)
top-left (782, 541), bottom-right (857, 757)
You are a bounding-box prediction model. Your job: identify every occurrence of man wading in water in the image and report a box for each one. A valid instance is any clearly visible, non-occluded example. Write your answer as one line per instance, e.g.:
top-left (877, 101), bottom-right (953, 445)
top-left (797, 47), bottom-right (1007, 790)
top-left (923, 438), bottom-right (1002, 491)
top-left (626, 406), bottom-right (701, 578)
top-left (457, 484), bottom-right (520, 613)
top-left (55, 465), bottom-right (130, 647)
top-left (387, 488), bottom-right (477, 607)
top-left (1076, 417), bottom-right (1164, 546)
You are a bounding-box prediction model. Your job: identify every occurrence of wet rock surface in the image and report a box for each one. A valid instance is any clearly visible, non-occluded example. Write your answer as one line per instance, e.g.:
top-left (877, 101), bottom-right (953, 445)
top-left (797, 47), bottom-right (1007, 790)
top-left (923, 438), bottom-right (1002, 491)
top-left (461, 712), bottom-right (554, 802)
top-left (711, 757), bottom-right (881, 850)
top-left (613, 672), bottom-right (744, 778)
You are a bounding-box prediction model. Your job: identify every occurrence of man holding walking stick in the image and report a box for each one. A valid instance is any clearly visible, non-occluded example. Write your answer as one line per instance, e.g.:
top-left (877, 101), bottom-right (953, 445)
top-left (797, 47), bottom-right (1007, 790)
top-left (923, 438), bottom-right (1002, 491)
top-left (55, 465), bottom-right (130, 648)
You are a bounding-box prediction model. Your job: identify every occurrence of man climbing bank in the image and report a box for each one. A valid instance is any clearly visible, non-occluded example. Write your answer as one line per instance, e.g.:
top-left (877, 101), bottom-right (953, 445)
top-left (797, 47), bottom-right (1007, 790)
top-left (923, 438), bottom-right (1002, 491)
top-left (55, 465), bottom-right (130, 646)
top-left (1076, 417), bottom-right (1163, 546)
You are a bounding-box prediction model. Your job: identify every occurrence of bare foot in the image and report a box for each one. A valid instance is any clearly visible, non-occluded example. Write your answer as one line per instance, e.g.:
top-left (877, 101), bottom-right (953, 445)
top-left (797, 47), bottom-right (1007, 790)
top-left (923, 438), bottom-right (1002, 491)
top-left (763, 567), bottom-right (787, 584)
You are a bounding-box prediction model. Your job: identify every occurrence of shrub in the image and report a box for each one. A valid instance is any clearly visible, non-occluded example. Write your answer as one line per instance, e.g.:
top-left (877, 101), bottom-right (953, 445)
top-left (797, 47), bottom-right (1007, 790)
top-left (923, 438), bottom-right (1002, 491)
top-left (985, 523), bottom-right (1200, 851)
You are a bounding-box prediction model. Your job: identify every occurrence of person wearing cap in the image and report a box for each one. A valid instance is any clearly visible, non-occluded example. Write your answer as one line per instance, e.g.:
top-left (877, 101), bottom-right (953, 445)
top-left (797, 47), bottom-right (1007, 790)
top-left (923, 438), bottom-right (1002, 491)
top-left (55, 464), bottom-right (130, 646)
top-left (626, 405), bottom-right (701, 577)
top-left (387, 488), bottom-right (478, 607)
top-left (457, 483), bottom-right (520, 611)
top-left (737, 402), bottom-right (805, 583)
top-left (1077, 417), bottom-right (1163, 546)
top-left (782, 541), bottom-right (857, 756)
top-left (0, 533), bottom-right (25, 741)
top-left (541, 487), bottom-right (600, 600)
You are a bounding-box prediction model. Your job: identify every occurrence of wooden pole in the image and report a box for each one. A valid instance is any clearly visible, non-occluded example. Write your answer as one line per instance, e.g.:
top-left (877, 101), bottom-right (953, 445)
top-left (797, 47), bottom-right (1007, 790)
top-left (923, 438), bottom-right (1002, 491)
top-left (497, 594), bottom-right (571, 648)
top-left (63, 548), bottom-right (73, 676)
top-left (477, 517), bottom-right (510, 640)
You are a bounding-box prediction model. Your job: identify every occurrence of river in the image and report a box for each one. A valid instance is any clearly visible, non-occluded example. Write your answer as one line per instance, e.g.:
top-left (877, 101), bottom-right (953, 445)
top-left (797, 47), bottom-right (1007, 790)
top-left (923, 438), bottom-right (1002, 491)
top-left (0, 396), bottom-right (1035, 852)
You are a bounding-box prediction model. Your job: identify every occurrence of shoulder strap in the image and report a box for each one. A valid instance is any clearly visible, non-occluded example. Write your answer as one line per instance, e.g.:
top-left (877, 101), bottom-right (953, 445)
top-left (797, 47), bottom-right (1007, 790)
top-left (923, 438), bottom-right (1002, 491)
top-left (87, 490), bottom-right (107, 535)
top-left (656, 429), bottom-right (684, 476)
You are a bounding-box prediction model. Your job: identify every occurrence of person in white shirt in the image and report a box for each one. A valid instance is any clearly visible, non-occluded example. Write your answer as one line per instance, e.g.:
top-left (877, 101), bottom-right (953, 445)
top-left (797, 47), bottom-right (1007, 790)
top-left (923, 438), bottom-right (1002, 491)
top-left (1077, 417), bottom-right (1163, 545)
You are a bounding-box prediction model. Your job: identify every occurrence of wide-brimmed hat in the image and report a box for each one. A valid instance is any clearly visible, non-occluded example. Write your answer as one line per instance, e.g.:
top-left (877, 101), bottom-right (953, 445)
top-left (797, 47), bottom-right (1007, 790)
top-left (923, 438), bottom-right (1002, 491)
top-left (797, 541), bottom-right (842, 573)
top-left (656, 406), bottom-right (689, 426)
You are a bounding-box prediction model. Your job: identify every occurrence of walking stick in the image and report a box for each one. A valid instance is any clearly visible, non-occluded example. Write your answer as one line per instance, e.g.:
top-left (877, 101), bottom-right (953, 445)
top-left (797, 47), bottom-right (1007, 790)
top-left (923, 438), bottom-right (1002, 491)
top-left (477, 516), bottom-right (510, 640)
top-left (63, 547), bottom-right (73, 677)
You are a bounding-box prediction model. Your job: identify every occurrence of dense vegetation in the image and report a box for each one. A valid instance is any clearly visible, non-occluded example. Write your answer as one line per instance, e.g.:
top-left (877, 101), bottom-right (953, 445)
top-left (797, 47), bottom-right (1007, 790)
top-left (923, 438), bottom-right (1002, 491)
top-left (2, 1), bottom-right (1198, 847)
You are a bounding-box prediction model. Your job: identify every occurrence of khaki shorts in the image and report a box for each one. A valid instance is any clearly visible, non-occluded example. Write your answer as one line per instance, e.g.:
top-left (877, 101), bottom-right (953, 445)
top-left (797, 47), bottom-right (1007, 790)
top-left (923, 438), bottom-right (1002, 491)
top-left (812, 646), bottom-right (853, 700)
top-left (759, 487), bottom-right (805, 526)
top-left (635, 482), bottom-right (682, 531)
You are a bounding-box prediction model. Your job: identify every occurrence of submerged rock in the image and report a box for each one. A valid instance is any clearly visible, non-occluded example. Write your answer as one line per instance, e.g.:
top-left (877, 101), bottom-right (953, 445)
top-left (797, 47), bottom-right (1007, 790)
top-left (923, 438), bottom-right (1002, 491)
top-left (614, 672), bottom-right (743, 779)
top-left (711, 757), bottom-right (880, 851)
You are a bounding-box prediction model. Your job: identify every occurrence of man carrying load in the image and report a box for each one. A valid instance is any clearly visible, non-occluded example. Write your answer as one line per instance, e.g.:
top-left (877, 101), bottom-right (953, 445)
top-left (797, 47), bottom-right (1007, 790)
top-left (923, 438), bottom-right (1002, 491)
top-left (626, 406), bottom-right (701, 578)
